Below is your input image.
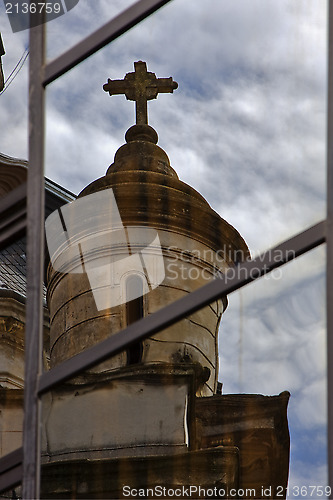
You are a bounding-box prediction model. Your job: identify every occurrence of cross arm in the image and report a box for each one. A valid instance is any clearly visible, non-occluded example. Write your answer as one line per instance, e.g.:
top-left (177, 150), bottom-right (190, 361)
top-left (155, 77), bottom-right (178, 94)
top-left (103, 78), bottom-right (132, 96)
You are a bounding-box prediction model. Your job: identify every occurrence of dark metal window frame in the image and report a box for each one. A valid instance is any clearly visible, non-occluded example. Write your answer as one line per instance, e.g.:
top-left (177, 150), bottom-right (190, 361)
top-left (0, 0), bottom-right (331, 497)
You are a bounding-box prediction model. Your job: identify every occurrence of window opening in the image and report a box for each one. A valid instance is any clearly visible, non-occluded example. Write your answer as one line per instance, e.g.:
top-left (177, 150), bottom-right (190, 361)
top-left (125, 274), bottom-right (144, 364)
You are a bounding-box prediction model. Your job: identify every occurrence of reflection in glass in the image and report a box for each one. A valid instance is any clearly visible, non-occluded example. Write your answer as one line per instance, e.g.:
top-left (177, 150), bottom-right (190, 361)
top-left (40, 1), bottom-right (327, 496)
top-left (45, 0), bottom-right (326, 255)
top-left (126, 275), bottom-right (144, 365)
top-left (221, 246), bottom-right (326, 497)
top-left (40, 275), bottom-right (292, 499)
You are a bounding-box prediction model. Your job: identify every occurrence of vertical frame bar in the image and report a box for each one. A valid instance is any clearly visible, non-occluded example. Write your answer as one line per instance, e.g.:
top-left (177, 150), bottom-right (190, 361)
top-left (328, 1), bottom-right (333, 494)
top-left (22, 16), bottom-right (45, 500)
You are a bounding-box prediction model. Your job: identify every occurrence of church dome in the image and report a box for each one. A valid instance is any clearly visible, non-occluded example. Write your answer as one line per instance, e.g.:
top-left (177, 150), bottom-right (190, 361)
top-left (0, 153), bottom-right (27, 196)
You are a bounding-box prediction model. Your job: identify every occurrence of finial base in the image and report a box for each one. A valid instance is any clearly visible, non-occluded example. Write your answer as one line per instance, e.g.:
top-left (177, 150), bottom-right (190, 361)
top-left (125, 125), bottom-right (158, 144)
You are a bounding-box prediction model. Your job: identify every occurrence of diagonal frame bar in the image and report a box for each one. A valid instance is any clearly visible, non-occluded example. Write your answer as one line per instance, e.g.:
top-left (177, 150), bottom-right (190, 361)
top-left (38, 220), bottom-right (326, 396)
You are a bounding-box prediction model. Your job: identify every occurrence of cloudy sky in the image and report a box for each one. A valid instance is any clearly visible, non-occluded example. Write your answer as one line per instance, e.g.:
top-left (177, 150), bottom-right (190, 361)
top-left (0, 0), bottom-right (328, 495)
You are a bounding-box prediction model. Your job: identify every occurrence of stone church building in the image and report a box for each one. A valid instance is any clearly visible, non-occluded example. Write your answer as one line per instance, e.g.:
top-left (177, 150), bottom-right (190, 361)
top-left (0, 62), bottom-right (289, 499)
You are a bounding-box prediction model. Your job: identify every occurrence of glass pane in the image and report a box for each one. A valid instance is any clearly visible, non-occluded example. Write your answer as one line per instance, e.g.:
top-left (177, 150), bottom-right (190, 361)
top-left (221, 245), bottom-right (327, 497)
top-left (41, 243), bottom-right (324, 498)
top-left (0, 485), bottom-right (21, 499)
top-left (0, 163), bottom-right (74, 470)
top-left (40, 306), bottom-right (244, 499)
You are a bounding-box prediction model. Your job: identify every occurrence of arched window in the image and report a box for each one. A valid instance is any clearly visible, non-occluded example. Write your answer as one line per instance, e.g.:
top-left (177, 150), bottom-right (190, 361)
top-left (125, 275), bottom-right (144, 365)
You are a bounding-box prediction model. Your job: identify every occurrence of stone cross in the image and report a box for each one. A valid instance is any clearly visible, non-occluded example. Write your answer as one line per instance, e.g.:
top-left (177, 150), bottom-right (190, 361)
top-left (103, 61), bottom-right (178, 125)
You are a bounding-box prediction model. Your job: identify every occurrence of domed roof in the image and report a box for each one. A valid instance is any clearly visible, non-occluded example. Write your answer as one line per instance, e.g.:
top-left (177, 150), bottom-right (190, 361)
top-left (0, 153), bottom-right (27, 196)
top-left (79, 124), bottom-right (249, 265)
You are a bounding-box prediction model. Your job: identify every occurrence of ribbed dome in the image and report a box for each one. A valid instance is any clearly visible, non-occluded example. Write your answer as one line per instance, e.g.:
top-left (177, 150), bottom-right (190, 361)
top-left (79, 124), bottom-right (249, 265)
